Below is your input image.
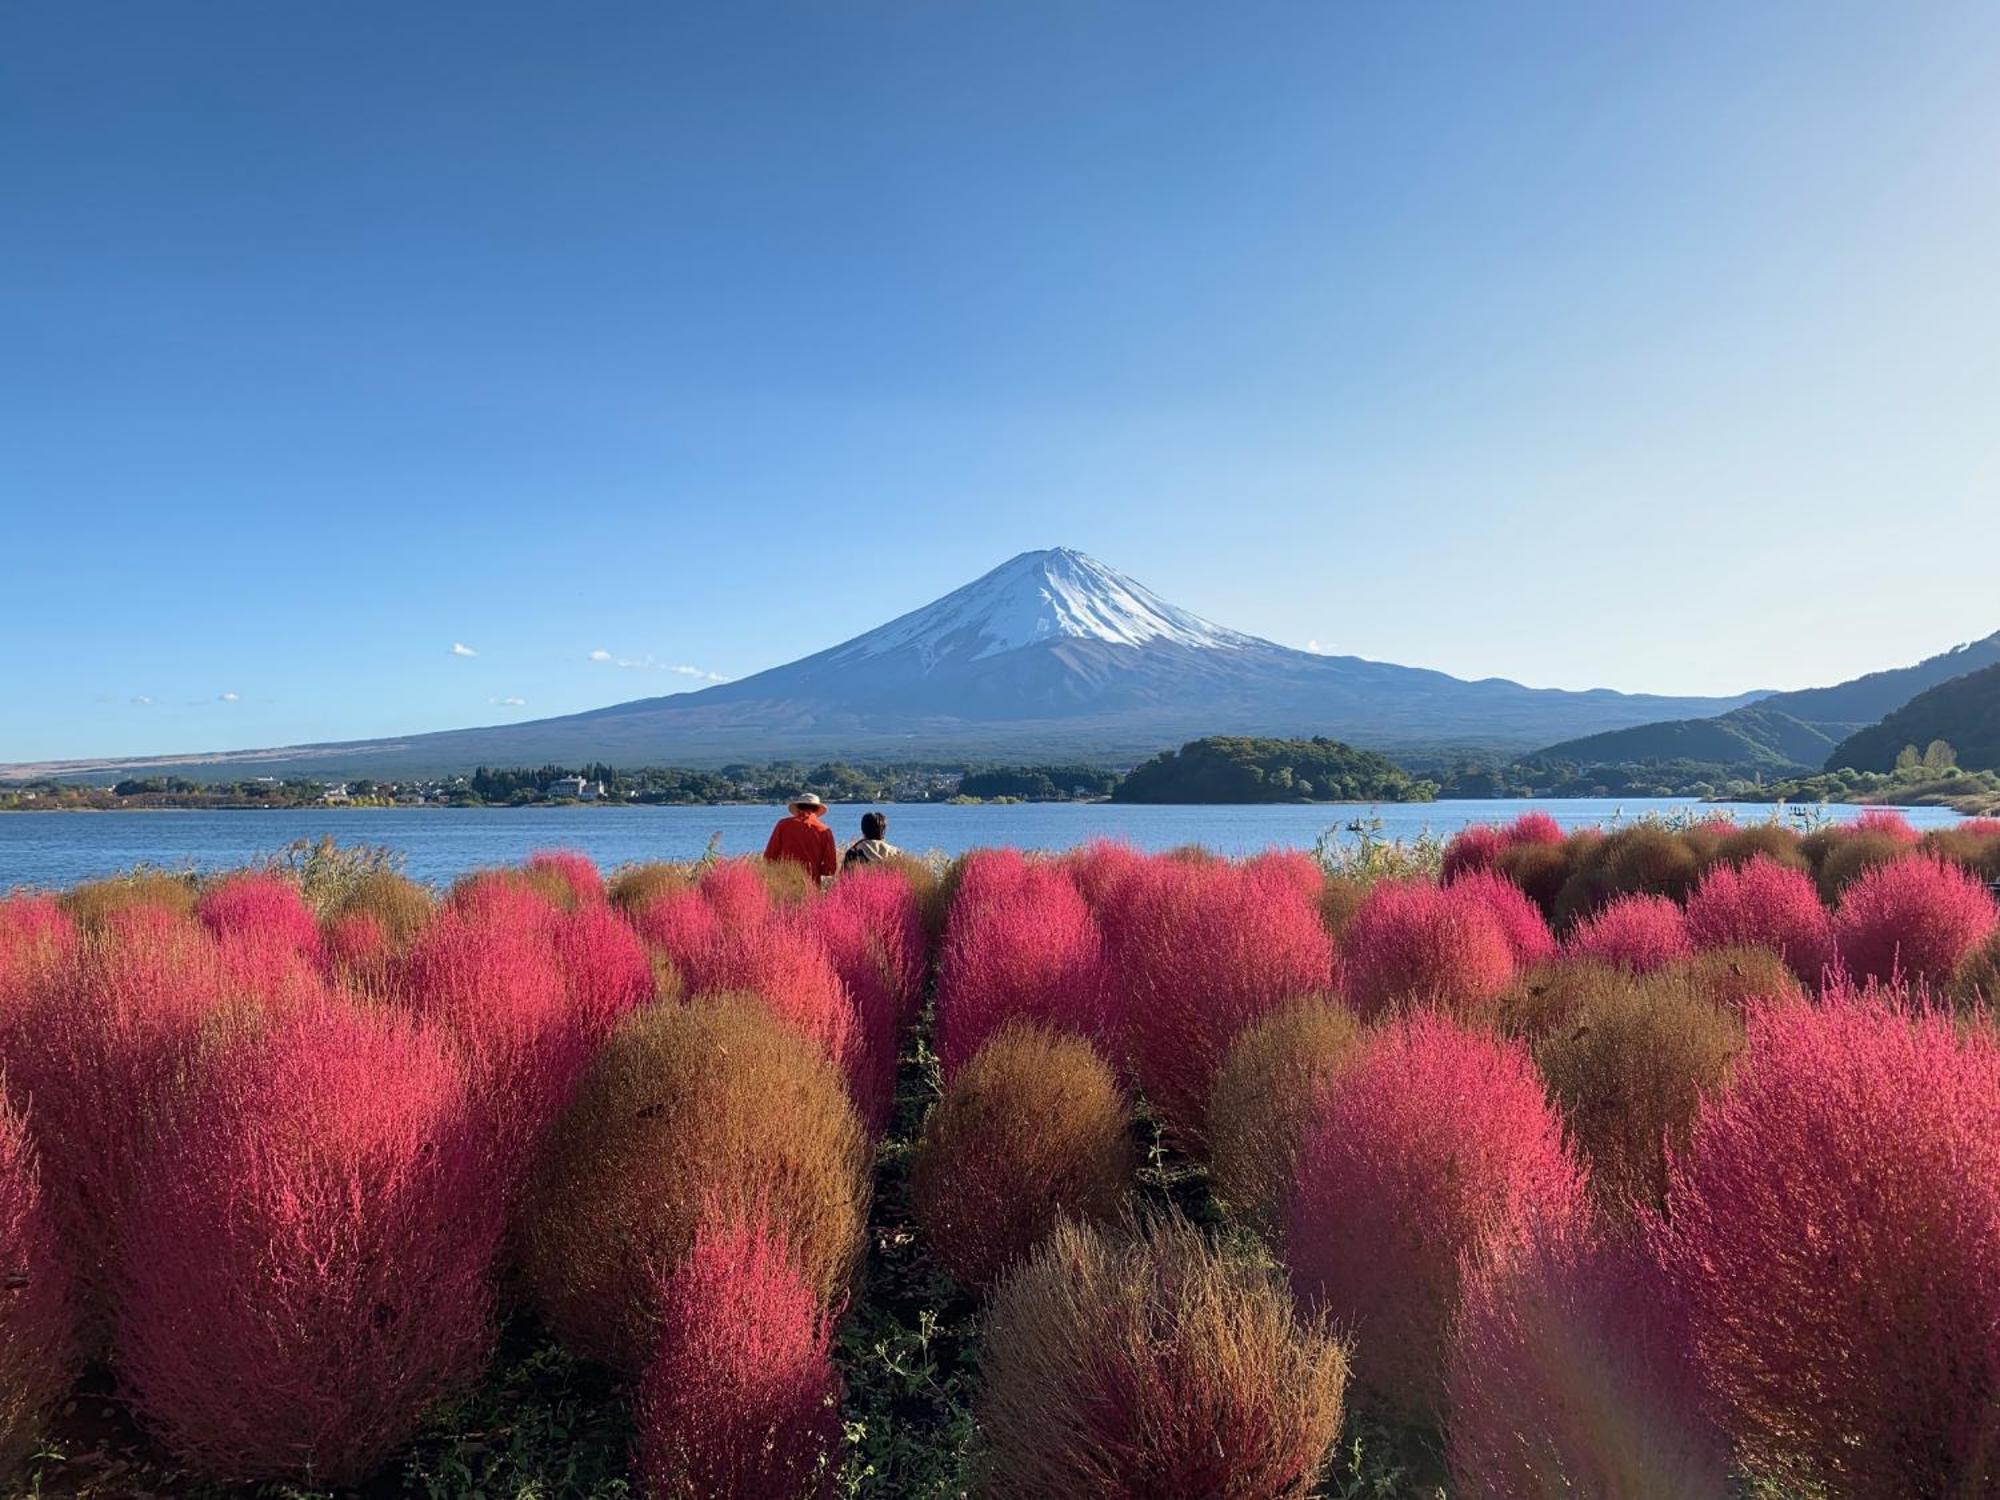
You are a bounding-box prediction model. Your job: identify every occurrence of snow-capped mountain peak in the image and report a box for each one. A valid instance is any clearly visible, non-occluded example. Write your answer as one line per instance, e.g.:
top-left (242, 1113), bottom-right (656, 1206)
top-left (829, 548), bottom-right (1261, 670)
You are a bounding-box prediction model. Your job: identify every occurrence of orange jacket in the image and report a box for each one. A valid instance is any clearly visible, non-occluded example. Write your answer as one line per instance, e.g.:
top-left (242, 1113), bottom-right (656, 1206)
top-left (763, 811), bottom-right (838, 883)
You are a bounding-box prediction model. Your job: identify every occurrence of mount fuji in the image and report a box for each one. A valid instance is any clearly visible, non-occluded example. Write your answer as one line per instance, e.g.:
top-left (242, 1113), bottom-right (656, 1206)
top-left (8, 549), bottom-right (1766, 780)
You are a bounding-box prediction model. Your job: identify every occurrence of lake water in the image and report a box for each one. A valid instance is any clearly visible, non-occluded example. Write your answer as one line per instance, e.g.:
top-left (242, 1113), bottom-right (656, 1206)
top-left (0, 799), bottom-right (1969, 890)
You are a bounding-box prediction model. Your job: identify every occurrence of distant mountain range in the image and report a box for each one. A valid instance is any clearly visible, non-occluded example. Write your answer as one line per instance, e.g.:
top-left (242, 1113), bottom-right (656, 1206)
top-left (5, 549), bottom-right (1772, 783)
top-left (1532, 630), bottom-right (2000, 773)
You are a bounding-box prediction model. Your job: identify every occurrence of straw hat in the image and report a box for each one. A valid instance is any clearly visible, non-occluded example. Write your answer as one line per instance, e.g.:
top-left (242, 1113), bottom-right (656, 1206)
top-left (788, 793), bottom-right (828, 813)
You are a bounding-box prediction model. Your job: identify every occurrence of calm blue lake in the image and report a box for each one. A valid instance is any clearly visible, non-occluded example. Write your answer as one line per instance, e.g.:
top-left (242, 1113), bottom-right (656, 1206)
top-left (0, 799), bottom-right (1969, 890)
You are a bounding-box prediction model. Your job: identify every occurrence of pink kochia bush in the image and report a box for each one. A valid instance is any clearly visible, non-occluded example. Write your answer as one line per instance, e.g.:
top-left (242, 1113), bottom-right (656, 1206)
top-left (1833, 855), bottom-right (1998, 988)
top-left (1285, 1015), bottom-right (1586, 1417)
top-left (1652, 994), bottom-right (2000, 1496)
top-left (634, 1215), bottom-right (842, 1500)
top-left (1441, 823), bottom-right (1510, 882)
top-left (527, 848), bottom-right (606, 907)
top-left (1447, 1224), bottom-right (1728, 1500)
top-left (1563, 893), bottom-right (1692, 975)
top-left (0, 896), bottom-right (76, 1023)
top-left (117, 999), bottom-right (502, 1485)
top-left (1341, 880), bottom-right (1516, 1021)
top-left (934, 861), bottom-right (1110, 1078)
top-left (0, 1091), bottom-right (77, 1470)
top-left (1445, 870), bottom-right (1557, 967)
top-left (1684, 855), bottom-right (1834, 985)
top-left (1112, 858), bottom-right (1336, 1147)
top-left (195, 872), bottom-right (322, 958)
top-left (810, 869), bottom-right (926, 1135)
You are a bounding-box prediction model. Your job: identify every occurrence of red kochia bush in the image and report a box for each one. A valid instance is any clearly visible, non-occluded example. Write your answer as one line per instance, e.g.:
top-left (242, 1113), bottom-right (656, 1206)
top-left (635, 1215), bottom-right (842, 1500)
top-left (1854, 807), bottom-right (1920, 843)
top-left (1563, 893), bottom-right (1692, 974)
top-left (0, 1091), bottom-right (76, 1472)
top-left (1441, 823), bottom-right (1509, 882)
top-left (979, 1218), bottom-right (1349, 1499)
top-left (527, 849), bottom-right (606, 907)
top-left (1341, 880), bottom-right (1516, 1021)
top-left (1285, 1015), bottom-right (1586, 1417)
top-left (395, 906), bottom-right (585, 1183)
top-left (1446, 870), bottom-right (1557, 967)
top-left (1508, 811), bottom-right (1565, 846)
top-left (195, 872), bottom-right (321, 959)
top-left (1447, 1224), bottom-right (1727, 1500)
top-left (0, 896), bottom-right (76, 1023)
top-left (1065, 839), bottom-right (1146, 915)
top-left (934, 862), bottom-right (1110, 1078)
top-left (117, 1000), bottom-right (501, 1485)
top-left (5, 910), bottom-right (235, 1323)
top-left (1112, 859), bottom-right (1336, 1147)
top-left (550, 902), bottom-right (655, 1033)
top-left (698, 858), bottom-right (778, 927)
top-left (1684, 855), bottom-right (1834, 984)
top-left (1833, 854), bottom-right (1999, 988)
top-left (1652, 995), bottom-right (2000, 1496)
top-left (810, 869), bottom-right (925, 1135)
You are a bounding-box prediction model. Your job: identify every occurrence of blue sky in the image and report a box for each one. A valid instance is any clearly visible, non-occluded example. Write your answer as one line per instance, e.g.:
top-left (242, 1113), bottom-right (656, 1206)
top-left (5, 2), bottom-right (1998, 761)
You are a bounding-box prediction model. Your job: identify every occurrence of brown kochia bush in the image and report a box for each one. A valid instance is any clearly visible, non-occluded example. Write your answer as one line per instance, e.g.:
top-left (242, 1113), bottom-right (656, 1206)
top-left (523, 998), bottom-right (868, 1372)
top-left (328, 870), bottom-right (434, 948)
top-left (911, 1025), bottom-right (1134, 1291)
top-left (1809, 829), bottom-right (1906, 904)
top-left (1492, 959), bottom-right (1634, 1043)
top-left (1553, 826), bottom-right (1700, 929)
top-left (1532, 970), bottom-right (1745, 1220)
top-left (60, 873), bottom-right (198, 931)
top-left (1492, 837), bottom-right (1588, 923)
top-left (979, 1218), bottom-right (1348, 1499)
top-left (607, 862), bottom-right (694, 916)
top-left (1207, 1000), bottom-right (1364, 1230)
top-left (1668, 946), bottom-right (1805, 1013)
top-left (1708, 822), bottom-right (1807, 873)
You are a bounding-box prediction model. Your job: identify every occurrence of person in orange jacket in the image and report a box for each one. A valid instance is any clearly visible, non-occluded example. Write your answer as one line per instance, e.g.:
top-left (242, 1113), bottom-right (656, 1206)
top-left (763, 792), bottom-right (839, 884)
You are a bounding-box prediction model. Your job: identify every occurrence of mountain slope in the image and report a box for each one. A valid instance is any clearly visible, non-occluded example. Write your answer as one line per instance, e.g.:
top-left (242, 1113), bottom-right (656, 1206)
top-left (1531, 706), bottom-right (1838, 772)
top-left (6, 549), bottom-right (1766, 781)
top-left (1828, 662), bottom-right (2000, 772)
top-left (1525, 630), bottom-right (2000, 770)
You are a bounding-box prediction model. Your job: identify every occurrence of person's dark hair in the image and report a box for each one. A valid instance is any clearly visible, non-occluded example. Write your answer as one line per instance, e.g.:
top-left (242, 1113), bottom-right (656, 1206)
top-left (861, 812), bottom-right (887, 841)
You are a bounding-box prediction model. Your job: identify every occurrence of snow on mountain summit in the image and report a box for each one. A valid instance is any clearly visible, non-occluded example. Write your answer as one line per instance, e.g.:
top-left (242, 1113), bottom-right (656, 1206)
top-left (830, 548), bottom-right (1262, 670)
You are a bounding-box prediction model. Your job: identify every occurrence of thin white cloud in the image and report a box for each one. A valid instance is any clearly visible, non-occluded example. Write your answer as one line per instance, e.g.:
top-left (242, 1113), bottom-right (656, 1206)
top-left (591, 650), bottom-right (729, 682)
top-left (452, 642), bottom-right (479, 657)
top-left (218, 691), bottom-right (240, 703)
top-left (130, 695), bottom-right (154, 706)
top-left (1306, 639), bottom-right (1324, 654)
top-left (488, 695), bottom-right (528, 707)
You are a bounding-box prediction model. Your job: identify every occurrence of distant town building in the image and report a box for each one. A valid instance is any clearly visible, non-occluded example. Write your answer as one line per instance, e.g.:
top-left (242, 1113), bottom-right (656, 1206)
top-left (547, 775), bottom-right (603, 801)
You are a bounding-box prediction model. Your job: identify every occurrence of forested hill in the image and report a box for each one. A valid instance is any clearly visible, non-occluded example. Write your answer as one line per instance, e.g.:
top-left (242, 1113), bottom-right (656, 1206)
top-left (1829, 662), bottom-right (2000, 772)
top-left (1111, 736), bottom-right (1436, 804)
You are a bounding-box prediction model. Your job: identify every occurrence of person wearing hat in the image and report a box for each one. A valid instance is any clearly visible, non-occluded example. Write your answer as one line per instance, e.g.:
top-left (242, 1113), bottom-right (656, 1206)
top-left (763, 792), bottom-right (839, 884)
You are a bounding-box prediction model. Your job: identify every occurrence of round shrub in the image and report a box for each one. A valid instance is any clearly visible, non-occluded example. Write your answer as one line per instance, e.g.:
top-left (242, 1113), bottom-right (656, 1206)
top-left (1284, 1014), bottom-right (1585, 1417)
top-left (523, 999), bottom-right (868, 1372)
top-left (321, 910), bottom-right (396, 996)
top-left (447, 867), bottom-right (565, 928)
top-left (1854, 807), bottom-right (1920, 843)
top-left (934, 861), bottom-right (1110, 1078)
top-left (60, 872), bottom-right (198, 931)
top-left (1811, 828), bottom-right (1908, 903)
top-left (635, 1215), bottom-right (842, 1500)
top-left (550, 902), bottom-right (655, 1032)
top-left (1683, 855), bottom-right (1834, 984)
top-left (1834, 855), bottom-right (1999, 988)
top-left (1447, 1224), bottom-right (1727, 1500)
top-left (526, 849), bottom-right (605, 907)
top-left (1242, 849), bottom-right (1328, 907)
top-left (328, 870), bottom-right (434, 948)
top-left (1112, 859), bottom-right (1337, 1148)
top-left (1666, 945), bottom-right (1806, 1013)
top-left (1440, 823), bottom-right (1508, 882)
top-left (1563, 893), bottom-right (1692, 974)
top-left (808, 873), bottom-right (919, 1136)
top-left (1651, 995), bottom-right (2000, 1496)
top-left (608, 861), bottom-right (692, 916)
top-left (1553, 825), bottom-right (1701, 927)
top-left (1531, 969), bottom-right (1744, 1220)
top-left (1491, 839), bottom-right (1580, 922)
top-left (1508, 811), bottom-right (1565, 846)
top-left (117, 999), bottom-right (501, 1486)
top-left (1922, 825), bottom-right (2000, 883)
top-left (0, 1091), bottom-right (76, 1474)
top-left (1064, 839), bottom-right (1146, 918)
top-left (1340, 880), bottom-right (1516, 1021)
top-left (1207, 999), bottom-right (1364, 1230)
top-left (1707, 821), bottom-right (1807, 872)
top-left (979, 1218), bottom-right (1348, 1499)
top-left (5, 911), bottom-right (239, 1327)
top-left (1446, 869), bottom-right (1557, 967)
top-left (699, 858), bottom-right (778, 927)
top-left (1317, 874), bottom-right (1369, 943)
top-left (679, 917), bottom-right (858, 1079)
top-left (0, 896), bottom-right (76, 1021)
top-left (1493, 958), bottom-right (1635, 1043)
top-left (195, 872), bottom-right (321, 959)
top-left (911, 1024), bottom-right (1134, 1290)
